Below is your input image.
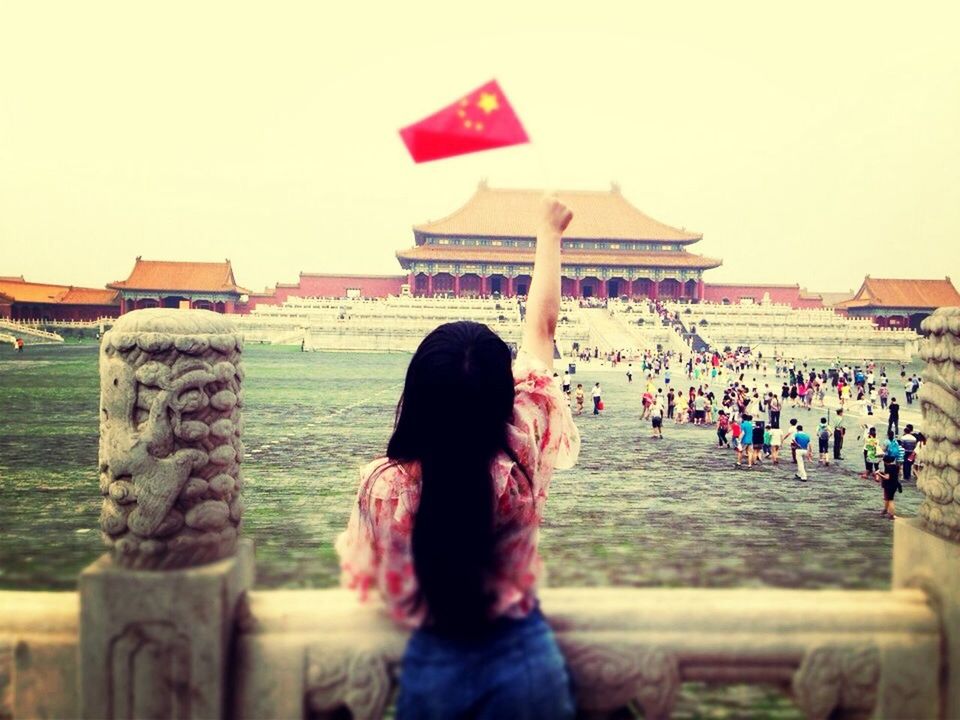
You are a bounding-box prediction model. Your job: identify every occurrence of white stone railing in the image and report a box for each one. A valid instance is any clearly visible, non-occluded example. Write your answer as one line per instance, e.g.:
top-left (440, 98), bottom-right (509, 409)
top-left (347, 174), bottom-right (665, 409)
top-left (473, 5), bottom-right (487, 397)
top-left (0, 319), bottom-right (64, 342)
top-left (233, 586), bottom-right (939, 720)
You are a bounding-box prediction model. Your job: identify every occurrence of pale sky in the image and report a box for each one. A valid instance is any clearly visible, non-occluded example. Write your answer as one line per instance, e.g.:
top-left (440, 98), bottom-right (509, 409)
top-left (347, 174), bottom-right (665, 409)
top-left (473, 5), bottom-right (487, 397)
top-left (2, 1), bottom-right (959, 294)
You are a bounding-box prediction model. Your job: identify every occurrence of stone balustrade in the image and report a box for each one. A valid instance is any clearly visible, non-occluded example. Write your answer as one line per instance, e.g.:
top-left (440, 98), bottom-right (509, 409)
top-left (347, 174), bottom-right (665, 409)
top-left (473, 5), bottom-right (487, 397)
top-left (0, 306), bottom-right (958, 719)
top-left (233, 587), bottom-right (939, 720)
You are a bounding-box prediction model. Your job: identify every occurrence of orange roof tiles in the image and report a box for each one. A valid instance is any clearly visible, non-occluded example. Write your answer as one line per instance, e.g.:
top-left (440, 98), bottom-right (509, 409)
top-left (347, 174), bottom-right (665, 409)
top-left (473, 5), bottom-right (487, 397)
top-left (0, 279), bottom-right (71, 304)
top-left (414, 183), bottom-right (703, 243)
top-left (0, 279), bottom-right (119, 306)
top-left (60, 287), bottom-right (119, 305)
top-left (109, 258), bottom-right (248, 294)
top-left (396, 244), bottom-right (721, 270)
top-left (838, 277), bottom-right (960, 310)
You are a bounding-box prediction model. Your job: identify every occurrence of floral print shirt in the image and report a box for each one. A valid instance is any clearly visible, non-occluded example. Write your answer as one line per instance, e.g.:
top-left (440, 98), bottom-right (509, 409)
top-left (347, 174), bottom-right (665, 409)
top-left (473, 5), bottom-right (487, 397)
top-left (335, 351), bottom-right (580, 628)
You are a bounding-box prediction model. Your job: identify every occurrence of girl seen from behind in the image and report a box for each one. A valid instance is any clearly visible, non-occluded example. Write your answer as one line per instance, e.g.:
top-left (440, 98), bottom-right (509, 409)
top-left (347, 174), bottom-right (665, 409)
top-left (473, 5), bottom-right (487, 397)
top-left (336, 197), bottom-right (581, 719)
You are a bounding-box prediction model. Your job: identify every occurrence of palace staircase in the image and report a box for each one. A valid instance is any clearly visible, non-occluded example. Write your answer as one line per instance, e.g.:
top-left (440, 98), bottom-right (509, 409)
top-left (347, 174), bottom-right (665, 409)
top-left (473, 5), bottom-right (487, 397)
top-left (0, 319), bottom-right (64, 345)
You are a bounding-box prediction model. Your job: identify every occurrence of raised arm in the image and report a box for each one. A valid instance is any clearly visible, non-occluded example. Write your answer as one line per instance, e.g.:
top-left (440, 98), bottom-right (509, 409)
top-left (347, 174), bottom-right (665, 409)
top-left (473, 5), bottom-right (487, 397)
top-left (521, 196), bottom-right (573, 369)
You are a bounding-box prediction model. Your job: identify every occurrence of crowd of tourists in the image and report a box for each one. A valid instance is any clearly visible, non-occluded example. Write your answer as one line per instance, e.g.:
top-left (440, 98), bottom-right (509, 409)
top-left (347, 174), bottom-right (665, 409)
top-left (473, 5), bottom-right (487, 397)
top-left (563, 345), bottom-right (926, 520)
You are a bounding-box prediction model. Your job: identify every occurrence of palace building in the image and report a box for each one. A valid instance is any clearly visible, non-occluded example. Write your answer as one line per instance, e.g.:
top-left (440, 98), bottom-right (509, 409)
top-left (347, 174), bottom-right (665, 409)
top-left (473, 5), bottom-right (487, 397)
top-left (109, 258), bottom-right (249, 314)
top-left (836, 276), bottom-right (960, 329)
top-left (0, 276), bottom-right (119, 321)
top-left (396, 182), bottom-right (721, 300)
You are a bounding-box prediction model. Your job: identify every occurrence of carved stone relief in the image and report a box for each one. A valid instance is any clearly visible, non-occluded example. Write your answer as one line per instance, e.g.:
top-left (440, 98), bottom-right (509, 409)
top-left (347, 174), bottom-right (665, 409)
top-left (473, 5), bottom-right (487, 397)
top-left (792, 644), bottom-right (880, 720)
top-left (917, 307), bottom-right (960, 541)
top-left (558, 639), bottom-right (679, 719)
top-left (98, 309), bottom-right (244, 569)
top-left (305, 647), bottom-right (395, 720)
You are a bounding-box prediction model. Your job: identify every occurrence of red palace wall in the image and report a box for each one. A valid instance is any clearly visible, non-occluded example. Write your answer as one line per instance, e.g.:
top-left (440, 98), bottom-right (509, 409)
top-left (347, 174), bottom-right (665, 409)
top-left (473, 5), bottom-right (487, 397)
top-left (297, 274), bottom-right (404, 298)
top-left (10, 303), bottom-right (119, 322)
top-left (702, 284), bottom-right (823, 309)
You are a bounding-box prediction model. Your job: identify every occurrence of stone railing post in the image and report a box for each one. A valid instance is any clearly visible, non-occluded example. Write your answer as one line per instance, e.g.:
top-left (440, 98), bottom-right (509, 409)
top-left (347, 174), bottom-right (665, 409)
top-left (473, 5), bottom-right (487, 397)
top-left (893, 306), bottom-right (960, 719)
top-left (80, 309), bottom-right (254, 720)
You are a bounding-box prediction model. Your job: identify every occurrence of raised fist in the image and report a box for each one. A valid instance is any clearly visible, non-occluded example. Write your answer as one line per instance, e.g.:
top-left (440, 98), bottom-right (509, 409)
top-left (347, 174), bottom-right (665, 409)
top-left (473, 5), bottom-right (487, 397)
top-left (541, 196), bottom-right (573, 235)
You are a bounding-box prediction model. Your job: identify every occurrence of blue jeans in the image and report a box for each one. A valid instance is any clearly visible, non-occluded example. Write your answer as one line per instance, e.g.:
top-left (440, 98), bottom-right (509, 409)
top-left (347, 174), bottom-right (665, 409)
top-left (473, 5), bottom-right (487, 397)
top-left (397, 607), bottom-right (575, 719)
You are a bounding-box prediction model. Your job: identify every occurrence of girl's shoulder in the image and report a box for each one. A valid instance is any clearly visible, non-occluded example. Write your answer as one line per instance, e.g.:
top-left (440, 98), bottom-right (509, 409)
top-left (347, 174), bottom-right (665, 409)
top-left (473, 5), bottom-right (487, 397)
top-left (359, 458), bottom-right (416, 499)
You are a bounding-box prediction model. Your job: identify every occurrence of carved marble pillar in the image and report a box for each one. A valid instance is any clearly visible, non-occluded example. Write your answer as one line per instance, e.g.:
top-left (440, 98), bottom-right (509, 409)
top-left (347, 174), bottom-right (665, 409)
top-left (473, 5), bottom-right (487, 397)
top-left (893, 305), bottom-right (960, 719)
top-left (81, 308), bottom-right (254, 720)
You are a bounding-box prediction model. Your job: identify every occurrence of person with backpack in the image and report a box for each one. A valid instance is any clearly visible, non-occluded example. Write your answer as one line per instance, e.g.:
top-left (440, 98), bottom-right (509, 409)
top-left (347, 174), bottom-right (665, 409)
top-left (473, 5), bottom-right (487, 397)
top-left (877, 430), bottom-right (904, 519)
top-left (817, 417), bottom-right (831, 465)
top-left (717, 411), bottom-right (730, 448)
top-left (900, 424), bottom-right (919, 481)
top-left (336, 197), bottom-right (579, 718)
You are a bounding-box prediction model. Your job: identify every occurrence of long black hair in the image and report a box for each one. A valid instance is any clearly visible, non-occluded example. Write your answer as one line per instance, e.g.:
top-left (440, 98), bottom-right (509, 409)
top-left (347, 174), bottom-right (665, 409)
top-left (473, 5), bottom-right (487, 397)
top-left (386, 321), bottom-right (515, 637)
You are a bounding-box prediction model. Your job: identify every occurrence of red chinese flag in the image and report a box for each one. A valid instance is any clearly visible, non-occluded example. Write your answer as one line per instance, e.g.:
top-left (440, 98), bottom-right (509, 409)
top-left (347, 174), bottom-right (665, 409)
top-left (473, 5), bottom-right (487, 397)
top-left (399, 80), bottom-right (529, 163)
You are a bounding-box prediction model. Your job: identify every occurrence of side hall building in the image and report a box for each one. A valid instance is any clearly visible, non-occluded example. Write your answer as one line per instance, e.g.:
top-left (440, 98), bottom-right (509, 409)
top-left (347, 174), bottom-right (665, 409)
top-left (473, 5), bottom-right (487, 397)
top-left (396, 182), bottom-right (721, 300)
top-left (0, 276), bottom-right (119, 321)
top-left (109, 258), bottom-right (249, 314)
top-left (836, 276), bottom-right (960, 330)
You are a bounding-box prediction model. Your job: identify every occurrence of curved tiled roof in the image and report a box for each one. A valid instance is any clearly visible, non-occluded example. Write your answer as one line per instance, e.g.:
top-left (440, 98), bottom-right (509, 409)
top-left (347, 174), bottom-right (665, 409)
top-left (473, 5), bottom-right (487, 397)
top-left (838, 277), bottom-right (960, 310)
top-left (0, 279), bottom-right (119, 306)
top-left (414, 184), bottom-right (703, 243)
top-left (396, 244), bottom-right (721, 270)
top-left (109, 258), bottom-right (248, 294)
top-left (60, 287), bottom-right (119, 305)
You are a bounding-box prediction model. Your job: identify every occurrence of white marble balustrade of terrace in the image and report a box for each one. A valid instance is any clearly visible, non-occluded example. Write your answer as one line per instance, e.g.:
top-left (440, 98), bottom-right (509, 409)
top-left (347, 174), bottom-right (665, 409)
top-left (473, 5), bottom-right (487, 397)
top-left (1, 307), bottom-right (958, 719)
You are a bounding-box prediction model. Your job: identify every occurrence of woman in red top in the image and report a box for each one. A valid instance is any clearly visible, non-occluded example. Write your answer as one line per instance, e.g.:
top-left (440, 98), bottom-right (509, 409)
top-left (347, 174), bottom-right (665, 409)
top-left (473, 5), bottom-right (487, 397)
top-left (337, 198), bottom-right (580, 718)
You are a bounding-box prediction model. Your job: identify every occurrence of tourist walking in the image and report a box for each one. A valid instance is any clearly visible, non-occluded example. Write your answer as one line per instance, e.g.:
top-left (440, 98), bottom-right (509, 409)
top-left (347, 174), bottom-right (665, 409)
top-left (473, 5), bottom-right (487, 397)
top-left (888, 397), bottom-right (900, 437)
top-left (592, 382), bottom-right (602, 415)
top-left (651, 395), bottom-right (664, 439)
top-left (860, 426), bottom-right (879, 479)
top-left (878, 431), bottom-right (904, 519)
top-left (738, 415), bottom-right (755, 468)
top-left (768, 393), bottom-right (781, 429)
top-left (574, 384), bottom-right (585, 415)
top-left (794, 425), bottom-right (812, 481)
top-left (717, 411), bottom-right (730, 448)
top-left (336, 195), bottom-right (578, 718)
top-left (769, 424), bottom-right (783, 465)
top-left (817, 418), bottom-right (831, 465)
top-left (832, 409), bottom-right (846, 461)
top-left (900, 424), bottom-right (919, 481)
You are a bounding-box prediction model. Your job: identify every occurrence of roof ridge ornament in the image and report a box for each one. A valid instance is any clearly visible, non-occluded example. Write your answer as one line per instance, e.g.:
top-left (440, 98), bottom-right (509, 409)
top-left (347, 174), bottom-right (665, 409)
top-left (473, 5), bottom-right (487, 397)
top-left (610, 181), bottom-right (621, 194)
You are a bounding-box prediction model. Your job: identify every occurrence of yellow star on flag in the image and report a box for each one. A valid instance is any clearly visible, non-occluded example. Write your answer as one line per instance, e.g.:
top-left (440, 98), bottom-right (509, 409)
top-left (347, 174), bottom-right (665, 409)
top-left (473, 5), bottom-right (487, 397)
top-left (476, 92), bottom-right (499, 114)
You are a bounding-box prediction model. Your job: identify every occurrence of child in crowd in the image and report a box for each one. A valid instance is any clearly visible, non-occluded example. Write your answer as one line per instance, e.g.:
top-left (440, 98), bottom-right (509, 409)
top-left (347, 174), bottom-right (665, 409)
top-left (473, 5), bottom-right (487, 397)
top-left (817, 418), bottom-right (830, 465)
top-left (717, 411), bottom-right (730, 448)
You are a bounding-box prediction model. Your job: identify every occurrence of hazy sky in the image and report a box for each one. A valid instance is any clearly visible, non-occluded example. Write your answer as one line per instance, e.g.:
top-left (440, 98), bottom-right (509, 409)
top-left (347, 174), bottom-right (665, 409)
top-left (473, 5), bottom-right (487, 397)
top-left (2, 2), bottom-right (959, 294)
